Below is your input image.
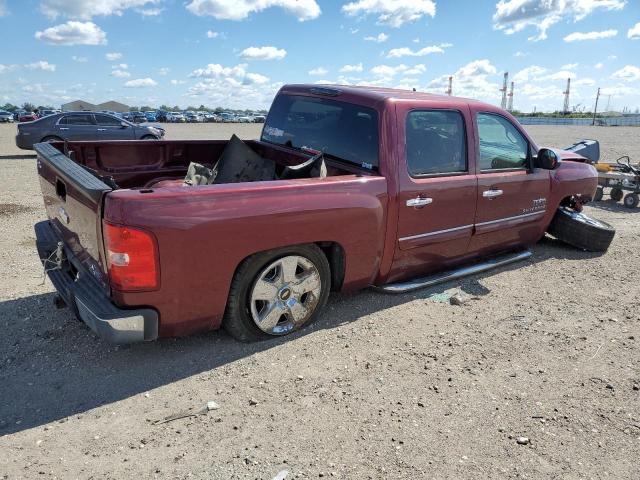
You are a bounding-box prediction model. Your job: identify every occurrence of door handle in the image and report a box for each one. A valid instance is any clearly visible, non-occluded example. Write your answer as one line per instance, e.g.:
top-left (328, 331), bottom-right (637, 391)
top-left (406, 197), bottom-right (433, 207)
top-left (97, 128), bottom-right (107, 131)
top-left (482, 189), bottom-right (504, 199)
top-left (59, 127), bottom-right (69, 130)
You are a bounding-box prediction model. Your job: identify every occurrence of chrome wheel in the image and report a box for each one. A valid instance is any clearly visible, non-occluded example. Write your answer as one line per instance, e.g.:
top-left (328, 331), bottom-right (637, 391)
top-left (249, 255), bottom-right (322, 335)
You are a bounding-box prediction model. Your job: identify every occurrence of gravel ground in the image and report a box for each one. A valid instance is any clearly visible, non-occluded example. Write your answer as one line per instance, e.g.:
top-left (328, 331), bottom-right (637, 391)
top-left (0, 123), bottom-right (638, 479)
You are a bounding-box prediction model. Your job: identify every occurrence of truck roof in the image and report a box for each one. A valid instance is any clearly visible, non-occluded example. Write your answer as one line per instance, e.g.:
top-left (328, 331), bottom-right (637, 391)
top-left (279, 83), bottom-right (491, 108)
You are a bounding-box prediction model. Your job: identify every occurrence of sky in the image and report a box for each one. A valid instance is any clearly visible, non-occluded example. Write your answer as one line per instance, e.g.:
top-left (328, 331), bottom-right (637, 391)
top-left (0, 0), bottom-right (639, 113)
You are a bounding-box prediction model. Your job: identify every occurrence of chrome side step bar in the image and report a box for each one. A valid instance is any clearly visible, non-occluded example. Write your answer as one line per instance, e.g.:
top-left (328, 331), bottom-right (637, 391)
top-left (375, 250), bottom-right (532, 294)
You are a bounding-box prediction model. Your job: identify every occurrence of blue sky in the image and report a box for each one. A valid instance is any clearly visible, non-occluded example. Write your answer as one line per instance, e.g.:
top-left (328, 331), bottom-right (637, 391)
top-left (0, 0), bottom-right (639, 112)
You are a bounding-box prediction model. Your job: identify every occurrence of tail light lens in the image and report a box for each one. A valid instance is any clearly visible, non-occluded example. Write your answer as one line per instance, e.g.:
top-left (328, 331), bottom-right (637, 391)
top-left (103, 222), bottom-right (159, 291)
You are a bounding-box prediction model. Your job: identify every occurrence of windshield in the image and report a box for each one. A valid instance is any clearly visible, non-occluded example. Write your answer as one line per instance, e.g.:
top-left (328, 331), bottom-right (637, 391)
top-left (262, 94), bottom-right (379, 170)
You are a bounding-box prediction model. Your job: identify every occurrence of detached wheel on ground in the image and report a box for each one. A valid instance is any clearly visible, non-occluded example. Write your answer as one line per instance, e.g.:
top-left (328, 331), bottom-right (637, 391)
top-left (610, 187), bottom-right (624, 202)
top-left (547, 206), bottom-right (615, 252)
top-left (224, 244), bottom-right (331, 342)
top-left (623, 193), bottom-right (639, 209)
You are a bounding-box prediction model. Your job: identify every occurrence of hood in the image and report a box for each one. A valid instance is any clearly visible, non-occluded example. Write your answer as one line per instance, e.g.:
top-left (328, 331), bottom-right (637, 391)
top-left (556, 149), bottom-right (590, 163)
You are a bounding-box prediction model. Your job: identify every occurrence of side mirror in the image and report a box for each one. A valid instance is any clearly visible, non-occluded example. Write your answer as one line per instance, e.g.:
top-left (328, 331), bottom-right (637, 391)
top-left (536, 148), bottom-right (560, 170)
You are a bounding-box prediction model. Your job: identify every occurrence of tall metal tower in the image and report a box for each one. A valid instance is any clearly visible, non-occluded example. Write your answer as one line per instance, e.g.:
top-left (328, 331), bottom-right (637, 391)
top-left (562, 78), bottom-right (570, 114)
top-left (507, 82), bottom-right (514, 112)
top-left (446, 76), bottom-right (452, 96)
top-left (500, 72), bottom-right (508, 109)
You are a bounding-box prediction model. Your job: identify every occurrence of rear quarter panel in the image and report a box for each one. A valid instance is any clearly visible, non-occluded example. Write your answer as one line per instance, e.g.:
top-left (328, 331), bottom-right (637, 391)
top-left (104, 176), bottom-right (388, 337)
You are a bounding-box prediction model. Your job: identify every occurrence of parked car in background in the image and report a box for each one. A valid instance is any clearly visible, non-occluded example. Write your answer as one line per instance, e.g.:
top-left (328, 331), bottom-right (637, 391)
top-left (19, 112), bottom-right (38, 122)
top-left (185, 112), bottom-right (202, 123)
top-left (122, 112), bottom-right (133, 121)
top-left (253, 115), bottom-right (266, 123)
top-left (15, 111), bottom-right (165, 150)
top-left (156, 111), bottom-right (169, 122)
top-left (169, 112), bottom-right (186, 123)
top-left (39, 110), bottom-right (59, 117)
top-left (130, 112), bottom-right (148, 124)
top-left (236, 115), bottom-right (252, 123)
top-left (0, 110), bottom-right (14, 122)
top-left (144, 111), bottom-right (157, 122)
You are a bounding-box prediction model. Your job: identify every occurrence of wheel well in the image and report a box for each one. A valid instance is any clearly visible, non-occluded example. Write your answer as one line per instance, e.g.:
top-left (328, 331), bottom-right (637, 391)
top-left (316, 242), bottom-right (345, 291)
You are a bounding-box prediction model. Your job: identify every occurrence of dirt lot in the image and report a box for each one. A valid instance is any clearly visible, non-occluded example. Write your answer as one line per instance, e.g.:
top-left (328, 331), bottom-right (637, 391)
top-left (0, 123), bottom-right (638, 479)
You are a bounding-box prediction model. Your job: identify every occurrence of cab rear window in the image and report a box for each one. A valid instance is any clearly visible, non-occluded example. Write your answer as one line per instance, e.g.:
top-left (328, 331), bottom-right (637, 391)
top-left (262, 95), bottom-right (379, 170)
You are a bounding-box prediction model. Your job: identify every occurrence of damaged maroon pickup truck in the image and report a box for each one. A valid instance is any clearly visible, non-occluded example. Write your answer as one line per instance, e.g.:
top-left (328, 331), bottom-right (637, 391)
top-left (34, 84), bottom-right (615, 343)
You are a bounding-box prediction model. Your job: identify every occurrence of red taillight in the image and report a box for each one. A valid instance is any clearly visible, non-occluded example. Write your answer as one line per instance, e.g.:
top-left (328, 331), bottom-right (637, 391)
top-left (103, 222), bottom-right (159, 291)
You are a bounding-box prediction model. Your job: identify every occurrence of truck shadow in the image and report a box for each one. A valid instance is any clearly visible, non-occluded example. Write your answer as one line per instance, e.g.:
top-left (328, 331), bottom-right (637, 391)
top-left (589, 200), bottom-right (640, 214)
top-left (0, 240), bottom-right (599, 436)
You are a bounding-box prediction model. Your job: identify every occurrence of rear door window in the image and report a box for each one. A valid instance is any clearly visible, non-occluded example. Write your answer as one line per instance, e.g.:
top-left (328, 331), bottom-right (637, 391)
top-left (405, 110), bottom-right (467, 176)
top-left (60, 114), bottom-right (96, 126)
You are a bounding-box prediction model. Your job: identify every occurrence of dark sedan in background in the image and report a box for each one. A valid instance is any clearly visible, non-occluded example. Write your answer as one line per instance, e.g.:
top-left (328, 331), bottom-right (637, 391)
top-left (15, 112), bottom-right (164, 150)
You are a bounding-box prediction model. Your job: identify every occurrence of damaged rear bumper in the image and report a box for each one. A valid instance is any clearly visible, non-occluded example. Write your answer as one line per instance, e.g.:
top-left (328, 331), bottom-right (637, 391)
top-left (34, 220), bottom-right (158, 344)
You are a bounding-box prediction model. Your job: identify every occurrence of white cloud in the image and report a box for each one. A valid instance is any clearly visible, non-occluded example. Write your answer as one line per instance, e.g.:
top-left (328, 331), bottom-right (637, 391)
top-left (342, 0), bottom-right (436, 28)
top-left (106, 52), bottom-right (123, 61)
top-left (514, 50), bottom-right (528, 57)
top-left (386, 43), bottom-right (450, 58)
top-left (308, 67), bottom-right (328, 76)
top-left (170, 79), bottom-right (186, 85)
top-left (561, 63), bottom-right (578, 70)
top-left (628, 22), bottom-right (640, 39)
top-left (25, 60), bottom-right (56, 71)
top-left (158, 67), bottom-right (170, 76)
top-left (0, 0), bottom-right (7, 16)
top-left (245, 72), bottom-right (269, 84)
top-left (594, 62), bottom-right (604, 69)
top-left (206, 30), bottom-right (219, 38)
top-left (564, 29), bottom-right (617, 42)
top-left (190, 63), bottom-right (248, 78)
top-left (111, 69), bottom-right (131, 78)
top-left (548, 70), bottom-right (576, 80)
top-left (186, 0), bottom-right (320, 21)
top-left (340, 63), bottom-right (363, 73)
top-left (611, 65), bottom-right (640, 82)
top-left (428, 59), bottom-right (499, 100)
top-left (35, 21), bottom-right (107, 45)
top-left (40, 0), bottom-right (161, 19)
top-left (493, 0), bottom-right (626, 41)
top-left (239, 46), bottom-right (287, 60)
top-left (137, 7), bottom-right (163, 16)
top-left (573, 78), bottom-right (595, 86)
top-left (71, 55), bottom-right (87, 62)
top-left (371, 64), bottom-right (426, 77)
top-left (513, 65), bottom-right (547, 83)
top-left (364, 32), bottom-right (389, 43)
top-left (124, 77), bottom-right (158, 87)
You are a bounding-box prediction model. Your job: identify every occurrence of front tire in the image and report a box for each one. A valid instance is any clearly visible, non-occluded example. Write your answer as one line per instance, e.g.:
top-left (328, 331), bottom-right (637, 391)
top-left (224, 245), bottom-right (331, 342)
top-left (547, 207), bottom-right (615, 252)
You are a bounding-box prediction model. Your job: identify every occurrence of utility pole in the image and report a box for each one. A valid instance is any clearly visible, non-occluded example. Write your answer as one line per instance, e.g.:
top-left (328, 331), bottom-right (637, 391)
top-left (592, 87), bottom-right (601, 126)
top-left (500, 72), bottom-right (508, 109)
top-left (507, 82), bottom-right (514, 112)
top-left (446, 76), bottom-right (452, 96)
top-left (562, 78), bottom-right (570, 114)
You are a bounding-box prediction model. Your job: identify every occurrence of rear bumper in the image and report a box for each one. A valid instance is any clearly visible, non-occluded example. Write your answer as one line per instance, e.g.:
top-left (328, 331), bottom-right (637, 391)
top-left (34, 220), bottom-right (159, 344)
top-left (15, 133), bottom-right (34, 150)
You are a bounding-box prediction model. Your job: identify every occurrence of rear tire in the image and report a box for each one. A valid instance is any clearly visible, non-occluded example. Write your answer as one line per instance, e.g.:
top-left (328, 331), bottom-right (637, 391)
top-left (610, 187), bottom-right (624, 202)
top-left (547, 207), bottom-right (615, 252)
top-left (623, 193), bottom-right (639, 209)
top-left (224, 245), bottom-right (331, 342)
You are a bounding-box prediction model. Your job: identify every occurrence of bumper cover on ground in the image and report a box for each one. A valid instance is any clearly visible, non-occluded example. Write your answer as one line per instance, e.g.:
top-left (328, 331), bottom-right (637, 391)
top-left (35, 220), bottom-right (158, 344)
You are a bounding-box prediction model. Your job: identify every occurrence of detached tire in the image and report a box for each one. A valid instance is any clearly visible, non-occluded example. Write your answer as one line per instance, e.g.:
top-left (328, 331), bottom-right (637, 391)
top-left (547, 207), bottom-right (615, 252)
top-left (224, 245), bottom-right (331, 342)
